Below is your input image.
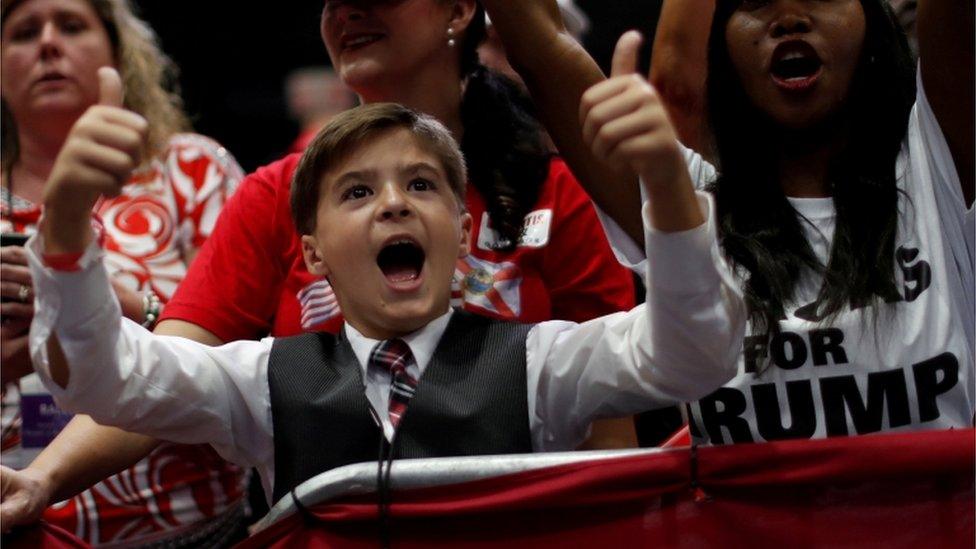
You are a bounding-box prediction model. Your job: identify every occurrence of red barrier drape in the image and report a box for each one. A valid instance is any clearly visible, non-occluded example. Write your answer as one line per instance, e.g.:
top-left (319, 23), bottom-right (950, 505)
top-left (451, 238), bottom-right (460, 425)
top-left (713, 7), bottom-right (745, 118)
top-left (241, 429), bottom-right (975, 548)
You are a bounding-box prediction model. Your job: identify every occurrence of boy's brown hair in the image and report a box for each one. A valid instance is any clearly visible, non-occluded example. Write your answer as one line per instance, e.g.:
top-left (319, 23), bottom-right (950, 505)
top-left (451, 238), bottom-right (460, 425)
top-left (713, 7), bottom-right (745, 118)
top-left (291, 103), bottom-right (468, 236)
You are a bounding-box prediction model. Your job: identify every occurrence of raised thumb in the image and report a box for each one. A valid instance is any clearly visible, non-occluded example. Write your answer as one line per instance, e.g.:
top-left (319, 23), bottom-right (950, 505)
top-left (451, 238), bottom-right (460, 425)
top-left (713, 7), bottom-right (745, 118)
top-left (97, 67), bottom-right (124, 107)
top-left (610, 30), bottom-right (643, 78)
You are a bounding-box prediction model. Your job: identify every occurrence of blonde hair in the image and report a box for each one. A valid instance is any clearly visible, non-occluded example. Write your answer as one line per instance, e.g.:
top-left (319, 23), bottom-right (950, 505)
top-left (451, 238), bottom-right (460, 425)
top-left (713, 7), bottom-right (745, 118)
top-left (1, 0), bottom-right (191, 175)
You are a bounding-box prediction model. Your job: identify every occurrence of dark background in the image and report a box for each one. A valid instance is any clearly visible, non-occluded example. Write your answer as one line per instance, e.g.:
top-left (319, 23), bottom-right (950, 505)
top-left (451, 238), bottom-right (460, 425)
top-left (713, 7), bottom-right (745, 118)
top-left (135, 1), bottom-right (663, 172)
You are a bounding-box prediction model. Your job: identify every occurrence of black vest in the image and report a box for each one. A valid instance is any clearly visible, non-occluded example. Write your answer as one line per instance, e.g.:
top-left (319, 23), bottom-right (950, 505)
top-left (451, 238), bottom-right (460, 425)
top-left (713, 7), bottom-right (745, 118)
top-left (267, 311), bottom-right (534, 503)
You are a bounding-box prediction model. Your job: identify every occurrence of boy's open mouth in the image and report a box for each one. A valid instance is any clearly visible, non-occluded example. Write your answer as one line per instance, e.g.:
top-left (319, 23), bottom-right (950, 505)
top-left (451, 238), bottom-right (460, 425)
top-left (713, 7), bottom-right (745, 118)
top-left (770, 41), bottom-right (823, 91)
top-left (377, 239), bottom-right (425, 285)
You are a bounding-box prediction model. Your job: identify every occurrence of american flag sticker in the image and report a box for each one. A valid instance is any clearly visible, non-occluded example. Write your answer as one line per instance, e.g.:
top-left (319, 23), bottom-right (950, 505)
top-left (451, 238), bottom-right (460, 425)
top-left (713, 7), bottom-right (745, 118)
top-left (298, 279), bottom-right (341, 330)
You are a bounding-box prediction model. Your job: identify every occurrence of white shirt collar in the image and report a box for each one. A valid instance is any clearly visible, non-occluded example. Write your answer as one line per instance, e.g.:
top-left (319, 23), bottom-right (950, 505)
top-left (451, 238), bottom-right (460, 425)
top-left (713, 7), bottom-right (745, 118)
top-left (344, 308), bottom-right (455, 376)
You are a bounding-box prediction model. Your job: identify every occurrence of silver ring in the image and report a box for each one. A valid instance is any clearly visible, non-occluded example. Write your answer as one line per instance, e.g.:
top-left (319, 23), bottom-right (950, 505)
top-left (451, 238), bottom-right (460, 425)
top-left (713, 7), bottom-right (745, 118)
top-left (17, 284), bottom-right (30, 302)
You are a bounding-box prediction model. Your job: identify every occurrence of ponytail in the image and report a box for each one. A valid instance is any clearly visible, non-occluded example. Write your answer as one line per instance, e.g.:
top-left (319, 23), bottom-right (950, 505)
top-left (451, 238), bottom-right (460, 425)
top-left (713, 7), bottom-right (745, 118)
top-left (457, 3), bottom-right (550, 250)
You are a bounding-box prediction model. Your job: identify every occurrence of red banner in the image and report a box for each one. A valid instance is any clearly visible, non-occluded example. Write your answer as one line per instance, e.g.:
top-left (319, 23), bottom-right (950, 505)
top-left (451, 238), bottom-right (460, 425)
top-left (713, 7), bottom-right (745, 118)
top-left (242, 429), bottom-right (975, 548)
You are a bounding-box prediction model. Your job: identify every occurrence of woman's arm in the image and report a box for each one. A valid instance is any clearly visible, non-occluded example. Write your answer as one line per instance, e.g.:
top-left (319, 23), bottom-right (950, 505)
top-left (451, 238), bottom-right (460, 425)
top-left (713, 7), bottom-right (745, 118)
top-left (1, 417), bottom-right (160, 530)
top-left (917, 0), bottom-right (974, 205)
top-left (480, 0), bottom-right (644, 245)
top-left (649, 0), bottom-right (715, 155)
top-left (1, 245), bottom-right (36, 384)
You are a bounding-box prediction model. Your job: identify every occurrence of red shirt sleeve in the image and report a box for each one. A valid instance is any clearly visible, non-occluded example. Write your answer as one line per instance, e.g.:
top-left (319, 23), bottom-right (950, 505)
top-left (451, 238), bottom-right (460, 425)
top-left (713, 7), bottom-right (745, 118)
top-left (541, 159), bottom-right (636, 322)
top-left (160, 154), bottom-right (301, 341)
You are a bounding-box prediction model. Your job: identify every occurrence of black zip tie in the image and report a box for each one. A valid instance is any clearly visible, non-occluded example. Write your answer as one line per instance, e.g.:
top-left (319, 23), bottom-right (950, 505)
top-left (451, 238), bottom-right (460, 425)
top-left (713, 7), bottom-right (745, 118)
top-left (377, 430), bottom-right (391, 549)
top-left (377, 427), bottom-right (402, 549)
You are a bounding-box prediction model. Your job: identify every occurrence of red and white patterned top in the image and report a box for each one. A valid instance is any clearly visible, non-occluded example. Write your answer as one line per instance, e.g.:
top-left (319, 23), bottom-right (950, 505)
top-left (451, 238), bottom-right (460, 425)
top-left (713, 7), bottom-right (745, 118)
top-left (1, 133), bottom-right (248, 546)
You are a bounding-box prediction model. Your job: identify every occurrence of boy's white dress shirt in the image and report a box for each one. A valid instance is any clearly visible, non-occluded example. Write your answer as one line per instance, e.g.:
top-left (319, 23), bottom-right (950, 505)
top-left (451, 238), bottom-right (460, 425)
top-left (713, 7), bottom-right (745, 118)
top-left (27, 209), bottom-right (737, 502)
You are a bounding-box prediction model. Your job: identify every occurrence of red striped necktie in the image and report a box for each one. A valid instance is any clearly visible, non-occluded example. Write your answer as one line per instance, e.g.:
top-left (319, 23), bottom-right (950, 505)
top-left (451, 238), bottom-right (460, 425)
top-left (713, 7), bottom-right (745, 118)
top-left (369, 338), bottom-right (418, 429)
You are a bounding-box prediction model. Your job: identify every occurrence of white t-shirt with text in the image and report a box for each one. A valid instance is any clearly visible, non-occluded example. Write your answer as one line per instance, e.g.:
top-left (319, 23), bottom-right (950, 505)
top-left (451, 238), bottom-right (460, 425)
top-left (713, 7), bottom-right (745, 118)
top-left (605, 72), bottom-right (974, 444)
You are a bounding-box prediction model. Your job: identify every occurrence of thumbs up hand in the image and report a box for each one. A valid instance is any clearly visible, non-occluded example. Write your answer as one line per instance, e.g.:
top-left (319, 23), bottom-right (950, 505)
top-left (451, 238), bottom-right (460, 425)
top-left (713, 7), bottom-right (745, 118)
top-left (580, 31), bottom-right (688, 199)
top-left (42, 67), bottom-right (148, 253)
top-left (96, 66), bottom-right (125, 108)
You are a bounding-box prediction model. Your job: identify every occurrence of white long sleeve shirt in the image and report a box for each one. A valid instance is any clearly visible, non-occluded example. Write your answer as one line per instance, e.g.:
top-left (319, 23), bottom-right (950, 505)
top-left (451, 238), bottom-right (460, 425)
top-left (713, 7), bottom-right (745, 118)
top-left (27, 210), bottom-right (736, 502)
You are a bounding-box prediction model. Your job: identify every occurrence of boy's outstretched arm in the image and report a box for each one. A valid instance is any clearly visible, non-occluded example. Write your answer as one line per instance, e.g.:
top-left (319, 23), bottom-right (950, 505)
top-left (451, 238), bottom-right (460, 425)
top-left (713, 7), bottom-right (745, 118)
top-left (0, 418), bottom-right (158, 532)
top-left (1, 68), bottom-right (162, 532)
top-left (26, 67), bottom-right (273, 489)
top-left (529, 35), bottom-right (743, 450)
top-left (26, 229), bottom-right (274, 479)
top-left (38, 67), bottom-right (146, 387)
top-left (582, 33), bottom-right (702, 233)
top-left (480, 0), bottom-right (644, 246)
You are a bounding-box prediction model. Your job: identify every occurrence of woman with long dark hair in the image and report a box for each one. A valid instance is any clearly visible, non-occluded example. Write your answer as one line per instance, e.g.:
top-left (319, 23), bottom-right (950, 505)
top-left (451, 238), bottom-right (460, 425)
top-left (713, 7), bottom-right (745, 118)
top-left (580, 0), bottom-right (973, 444)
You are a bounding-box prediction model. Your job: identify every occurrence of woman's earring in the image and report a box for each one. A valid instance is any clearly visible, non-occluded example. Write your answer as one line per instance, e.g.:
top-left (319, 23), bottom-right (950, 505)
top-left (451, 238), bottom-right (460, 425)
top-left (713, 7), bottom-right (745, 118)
top-left (447, 27), bottom-right (456, 48)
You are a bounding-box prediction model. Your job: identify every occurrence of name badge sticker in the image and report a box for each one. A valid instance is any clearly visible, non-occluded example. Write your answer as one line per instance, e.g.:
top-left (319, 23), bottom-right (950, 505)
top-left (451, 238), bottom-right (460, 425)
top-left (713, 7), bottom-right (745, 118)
top-left (518, 209), bottom-right (552, 248)
top-left (477, 209), bottom-right (553, 251)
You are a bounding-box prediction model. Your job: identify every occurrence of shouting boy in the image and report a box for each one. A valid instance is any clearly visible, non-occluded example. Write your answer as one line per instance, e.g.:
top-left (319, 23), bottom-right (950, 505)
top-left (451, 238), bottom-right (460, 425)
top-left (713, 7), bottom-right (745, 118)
top-left (24, 69), bottom-right (735, 506)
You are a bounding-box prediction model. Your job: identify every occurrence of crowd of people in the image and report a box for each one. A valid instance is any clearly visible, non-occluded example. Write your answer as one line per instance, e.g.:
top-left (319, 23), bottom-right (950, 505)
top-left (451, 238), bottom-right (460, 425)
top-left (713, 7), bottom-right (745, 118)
top-left (0, 0), bottom-right (971, 546)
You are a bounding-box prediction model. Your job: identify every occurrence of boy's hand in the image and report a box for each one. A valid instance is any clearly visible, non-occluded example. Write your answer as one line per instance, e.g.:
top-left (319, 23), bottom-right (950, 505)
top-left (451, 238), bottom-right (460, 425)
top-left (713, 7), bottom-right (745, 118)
top-left (580, 31), bottom-right (703, 233)
top-left (579, 31), bottom-right (687, 196)
top-left (42, 68), bottom-right (147, 254)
